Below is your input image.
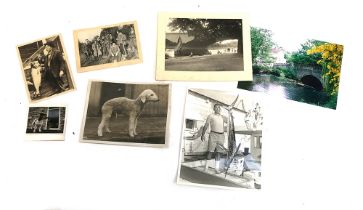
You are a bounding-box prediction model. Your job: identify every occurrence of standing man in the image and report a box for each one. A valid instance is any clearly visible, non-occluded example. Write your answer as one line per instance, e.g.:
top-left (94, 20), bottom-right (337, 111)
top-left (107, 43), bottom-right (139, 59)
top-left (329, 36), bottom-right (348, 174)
top-left (201, 103), bottom-right (228, 173)
top-left (116, 30), bottom-right (127, 59)
top-left (43, 41), bottom-right (68, 92)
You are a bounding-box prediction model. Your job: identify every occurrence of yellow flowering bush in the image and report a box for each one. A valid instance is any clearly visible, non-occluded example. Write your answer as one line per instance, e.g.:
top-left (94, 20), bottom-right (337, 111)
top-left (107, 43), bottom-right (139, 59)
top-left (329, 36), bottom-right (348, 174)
top-left (307, 43), bottom-right (344, 96)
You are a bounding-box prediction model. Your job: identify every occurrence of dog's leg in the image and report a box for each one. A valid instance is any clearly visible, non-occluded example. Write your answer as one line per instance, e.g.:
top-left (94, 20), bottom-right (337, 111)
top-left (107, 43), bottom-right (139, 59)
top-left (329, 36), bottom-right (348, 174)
top-left (98, 114), bottom-right (111, 136)
top-left (104, 119), bottom-right (111, 133)
top-left (128, 114), bottom-right (136, 138)
top-left (104, 115), bottom-right (112, 133)
top-left (133, 117), bottom-right (138, 136)
top-left (98, 106), bottom-right (112, 136)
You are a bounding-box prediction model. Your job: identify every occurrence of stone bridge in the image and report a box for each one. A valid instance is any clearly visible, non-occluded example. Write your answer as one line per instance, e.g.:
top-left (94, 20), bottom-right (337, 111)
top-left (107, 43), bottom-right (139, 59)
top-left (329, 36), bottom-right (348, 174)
top-left (295, 66), bottom-right (325, 91)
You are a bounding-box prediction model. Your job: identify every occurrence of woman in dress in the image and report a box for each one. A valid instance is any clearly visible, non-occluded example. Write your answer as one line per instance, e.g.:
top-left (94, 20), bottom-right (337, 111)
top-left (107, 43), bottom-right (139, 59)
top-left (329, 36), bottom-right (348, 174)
top-left (30, 60), bottom-right (42, 98)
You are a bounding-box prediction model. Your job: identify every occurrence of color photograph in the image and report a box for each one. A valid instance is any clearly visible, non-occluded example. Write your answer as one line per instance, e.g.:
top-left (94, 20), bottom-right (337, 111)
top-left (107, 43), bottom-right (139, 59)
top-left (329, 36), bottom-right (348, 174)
top-left (238, 27), bottom-right (344, 109)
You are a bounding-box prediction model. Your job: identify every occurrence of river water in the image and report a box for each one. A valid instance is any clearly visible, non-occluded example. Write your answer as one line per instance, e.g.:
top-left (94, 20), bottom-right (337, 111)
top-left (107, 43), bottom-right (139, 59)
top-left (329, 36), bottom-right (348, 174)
top-left (238, 74), bottom-right (330, 107)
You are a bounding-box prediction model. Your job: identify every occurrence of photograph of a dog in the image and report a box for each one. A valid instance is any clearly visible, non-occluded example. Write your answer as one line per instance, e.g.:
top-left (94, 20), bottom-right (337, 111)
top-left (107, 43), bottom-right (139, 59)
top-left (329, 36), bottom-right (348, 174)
top-left (17, 35), bottom-right (75, 103)
top-left (81, 81), bottom-right (170, 146)
top-left (74, 21), bottom-right (142, 72)
top-left (25, 106), bottom-right (67, 141)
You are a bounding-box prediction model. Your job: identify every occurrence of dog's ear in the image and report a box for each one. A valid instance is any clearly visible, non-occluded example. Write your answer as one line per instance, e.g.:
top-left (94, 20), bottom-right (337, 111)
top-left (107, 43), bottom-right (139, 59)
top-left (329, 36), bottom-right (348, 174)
top-left (141, 95), bottom-right (146, 103)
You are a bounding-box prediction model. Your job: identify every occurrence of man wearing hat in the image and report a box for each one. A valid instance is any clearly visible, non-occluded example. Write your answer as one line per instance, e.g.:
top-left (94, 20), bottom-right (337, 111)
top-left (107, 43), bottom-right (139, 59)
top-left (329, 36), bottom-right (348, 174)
top-left (43, 41), bottom-right (67, 92)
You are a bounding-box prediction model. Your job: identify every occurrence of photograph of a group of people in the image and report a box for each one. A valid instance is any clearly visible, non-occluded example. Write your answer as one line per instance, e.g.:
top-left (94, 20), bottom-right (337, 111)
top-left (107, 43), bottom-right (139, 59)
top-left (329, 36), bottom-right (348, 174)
top-left (75, 21), bottom-right (142, 72)
top-left (17, 35), bottom-right (75, 102)
top-left (177, 88), bottom-right (263, 189)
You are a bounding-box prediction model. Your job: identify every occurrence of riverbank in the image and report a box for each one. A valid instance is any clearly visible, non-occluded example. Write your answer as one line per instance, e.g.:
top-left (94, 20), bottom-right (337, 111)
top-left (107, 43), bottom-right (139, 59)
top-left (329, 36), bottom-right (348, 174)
top-left (238, 74), bottom-right (336, 109)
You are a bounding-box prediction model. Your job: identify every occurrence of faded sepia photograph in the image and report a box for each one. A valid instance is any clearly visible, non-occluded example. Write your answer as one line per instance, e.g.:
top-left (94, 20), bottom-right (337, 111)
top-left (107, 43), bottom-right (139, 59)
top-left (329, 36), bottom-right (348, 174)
top-left (177, 88), bottom-right (263, 189)
top-left (74, 21), bottom-right (142, 72)
top-left (238, 26), bottom-right (344, 109)
top-left (17, 35), bottom-right (75, 103)
top-left (25, 106), bottom-right (67, 141)
top-left (156, 13), bottom-right (252, 81)
top-left (80, 81), bottom-right (170, 147)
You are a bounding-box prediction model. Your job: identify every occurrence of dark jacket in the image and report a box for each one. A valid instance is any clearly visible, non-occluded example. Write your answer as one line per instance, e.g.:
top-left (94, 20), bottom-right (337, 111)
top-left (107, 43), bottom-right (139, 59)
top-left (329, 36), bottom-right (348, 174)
top-left (45, 49), bottom-right (65, 78)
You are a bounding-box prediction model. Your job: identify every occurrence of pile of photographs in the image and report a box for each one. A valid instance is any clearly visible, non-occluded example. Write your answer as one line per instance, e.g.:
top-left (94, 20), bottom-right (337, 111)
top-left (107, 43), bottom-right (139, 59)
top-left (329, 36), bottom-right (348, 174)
top-left (16, 12), bottom-right (344, 190)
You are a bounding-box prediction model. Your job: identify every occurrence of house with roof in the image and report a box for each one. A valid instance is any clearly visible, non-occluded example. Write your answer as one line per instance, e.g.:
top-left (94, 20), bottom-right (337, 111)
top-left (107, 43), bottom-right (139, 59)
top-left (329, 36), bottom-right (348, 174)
top-left (165, 33), bottom-right (195, 57)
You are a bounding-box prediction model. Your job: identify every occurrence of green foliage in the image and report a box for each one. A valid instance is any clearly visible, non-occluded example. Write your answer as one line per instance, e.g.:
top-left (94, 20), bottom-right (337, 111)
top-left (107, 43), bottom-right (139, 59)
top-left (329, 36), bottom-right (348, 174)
top-left (323, 94), bottom-right (338, 109)
top-left (270, 68), bottom-right (280, 77)
top-left (273, 66), bottom-right (298, 80)
top-left (252, 64), bottom-right (271, 74)
top-left (250, 27), bottom-right (275, 64)
top-left (287, 39), bottom-right (326, 67)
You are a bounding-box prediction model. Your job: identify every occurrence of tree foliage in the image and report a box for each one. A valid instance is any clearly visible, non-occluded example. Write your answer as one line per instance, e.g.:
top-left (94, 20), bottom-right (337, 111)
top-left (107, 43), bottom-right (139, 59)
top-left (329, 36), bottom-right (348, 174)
top-left (287, 40), bottom-right (326, 67)
top-left (168, 18), bottom-right (243, 53)
top-left (307, 43), bottom-right (344, 96)
top-left (250, 27), bottom-right (275, 64)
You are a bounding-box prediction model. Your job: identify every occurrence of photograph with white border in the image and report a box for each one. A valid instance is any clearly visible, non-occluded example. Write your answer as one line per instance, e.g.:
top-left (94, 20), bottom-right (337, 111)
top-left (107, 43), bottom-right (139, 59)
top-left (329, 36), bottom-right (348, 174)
top-left (177, 88), bottom-right (263, 189)
top-left (17, 34), bottom-right (75, 103)
top-left (73, 21), bottom-right (142, 72)
top-left (156, 12), bottom-right (252, 81)
top-left (80, 80), bottom-right (170, 147)
top-left (25, 106), bottom-right (67, 141)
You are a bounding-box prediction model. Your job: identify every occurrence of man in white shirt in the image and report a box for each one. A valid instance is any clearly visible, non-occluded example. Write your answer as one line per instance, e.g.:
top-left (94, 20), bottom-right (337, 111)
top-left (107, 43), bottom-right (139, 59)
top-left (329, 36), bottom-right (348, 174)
top-left (201, 103), bottom-right (228, 173)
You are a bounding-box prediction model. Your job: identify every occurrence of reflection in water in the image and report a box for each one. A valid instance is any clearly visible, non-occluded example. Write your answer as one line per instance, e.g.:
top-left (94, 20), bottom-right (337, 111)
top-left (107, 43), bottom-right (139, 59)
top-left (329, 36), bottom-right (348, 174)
top-left (238, 74), bottom-right (329, 106)
top-left (267, 85), bottom-right (287, 98)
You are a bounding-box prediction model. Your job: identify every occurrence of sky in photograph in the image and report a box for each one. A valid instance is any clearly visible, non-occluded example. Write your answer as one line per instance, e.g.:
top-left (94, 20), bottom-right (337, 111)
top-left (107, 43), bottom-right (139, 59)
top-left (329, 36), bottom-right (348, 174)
top-left (272, 32), bottom-right (305, 52)
top-left (78, 28), bottom-right (102, 43)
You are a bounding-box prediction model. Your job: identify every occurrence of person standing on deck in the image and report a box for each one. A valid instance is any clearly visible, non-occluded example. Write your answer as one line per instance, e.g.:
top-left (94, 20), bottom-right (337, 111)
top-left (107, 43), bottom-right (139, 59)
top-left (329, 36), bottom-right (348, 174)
top-left (201, 103), bottom-right (228, 173)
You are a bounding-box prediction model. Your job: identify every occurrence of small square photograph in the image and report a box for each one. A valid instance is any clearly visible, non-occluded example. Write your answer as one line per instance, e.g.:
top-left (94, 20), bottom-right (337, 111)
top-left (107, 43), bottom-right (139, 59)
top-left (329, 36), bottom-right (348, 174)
top-left (80, 81), bottom-right (170, 147)
top-left (177, 88), bottom-right (263, 189)
top-left (238, 26), bottom-right (344, 109)
top-left (156, 12), bottom-right (252, 81)
top-left (17, 34), bottom-right (75, 103)
top-left (25, 106), bottom-right (67, 141)
top-left (74, 21), bottom-right (142, 72)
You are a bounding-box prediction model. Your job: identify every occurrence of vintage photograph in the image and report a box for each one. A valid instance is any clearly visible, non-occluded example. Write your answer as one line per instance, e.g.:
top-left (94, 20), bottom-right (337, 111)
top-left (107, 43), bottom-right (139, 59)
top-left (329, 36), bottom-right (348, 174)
top-left (17, 35), bottom-right (75, 103)
top-left (177, 88), bottom-right (263, 189)
top-left (80, 81), bottom-right (170, 146)
top-left (156, 13), bottom-right (252, 81)
top-left (25, 106), bottom-right (67, 141)
top-left (74, 21), bottom-right (142, 72)
top-left (238, 26), bottom-right (344, 109)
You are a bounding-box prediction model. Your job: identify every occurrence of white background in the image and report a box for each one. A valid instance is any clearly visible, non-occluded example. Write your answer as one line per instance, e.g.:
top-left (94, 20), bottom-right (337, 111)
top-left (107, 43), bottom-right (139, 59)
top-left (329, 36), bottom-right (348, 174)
top-left (1, 0), bottom-right (362, 210)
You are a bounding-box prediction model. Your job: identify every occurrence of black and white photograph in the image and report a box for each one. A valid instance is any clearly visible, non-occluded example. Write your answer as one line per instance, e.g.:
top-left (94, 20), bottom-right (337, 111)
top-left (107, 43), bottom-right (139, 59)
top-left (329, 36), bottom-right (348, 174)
top-left (17, 35), bottom-right (75, 103)
top-left (156, 13), bottom-right (252, 81)
top-left (74, 21), bottom-right (142, 72)
top-left (80, 81), bottom-right (170, 147)
top-left (25, 106), bottom-right (67, 141)
top-left (177, 88), bottom-right (263, 189)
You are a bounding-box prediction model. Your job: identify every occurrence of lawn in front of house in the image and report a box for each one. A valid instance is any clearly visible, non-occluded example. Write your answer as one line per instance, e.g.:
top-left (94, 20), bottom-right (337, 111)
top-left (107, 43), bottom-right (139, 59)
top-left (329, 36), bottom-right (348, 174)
top-left (165, 53), bottom-right (244, 71)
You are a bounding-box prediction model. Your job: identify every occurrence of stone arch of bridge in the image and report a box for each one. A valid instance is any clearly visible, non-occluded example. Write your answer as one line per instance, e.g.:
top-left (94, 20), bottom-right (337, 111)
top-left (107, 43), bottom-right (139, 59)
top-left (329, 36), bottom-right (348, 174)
top-left (301, 75), bottom-right (323, 91)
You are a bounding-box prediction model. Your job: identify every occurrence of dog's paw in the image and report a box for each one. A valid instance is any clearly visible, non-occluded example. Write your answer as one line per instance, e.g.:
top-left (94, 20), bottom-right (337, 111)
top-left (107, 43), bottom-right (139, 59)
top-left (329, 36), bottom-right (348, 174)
top-left (105, 128), bottom-right (111, 133)
top-left (97, 130), bottom-right (103, 137)
top-left (133, 131), bottom-right (138, 136)
top-left (129, 133), bottom-right (135, 138)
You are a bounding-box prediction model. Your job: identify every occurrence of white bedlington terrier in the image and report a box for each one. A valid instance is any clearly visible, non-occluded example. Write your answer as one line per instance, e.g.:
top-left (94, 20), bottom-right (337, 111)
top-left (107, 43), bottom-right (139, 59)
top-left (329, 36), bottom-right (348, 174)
top-left (97, 89), bottom-right (159, 137)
